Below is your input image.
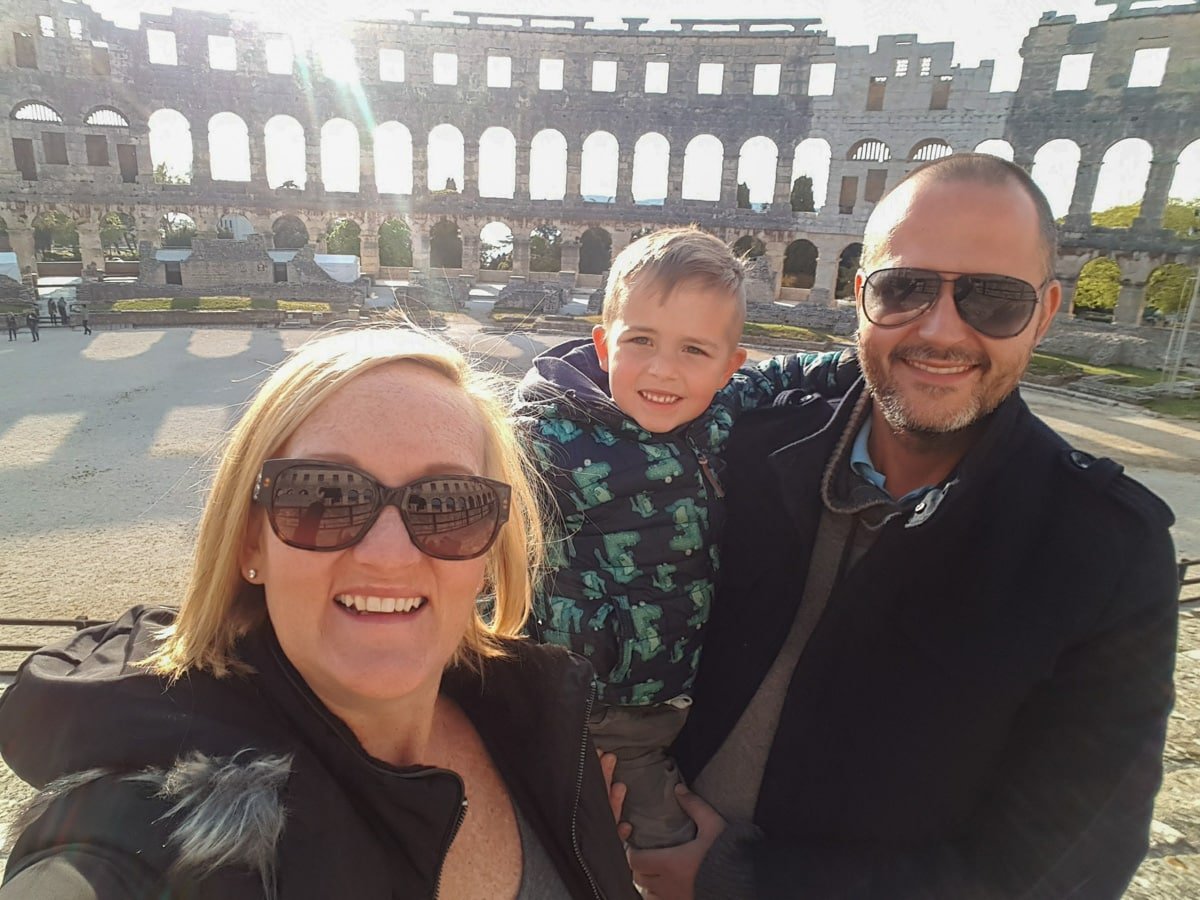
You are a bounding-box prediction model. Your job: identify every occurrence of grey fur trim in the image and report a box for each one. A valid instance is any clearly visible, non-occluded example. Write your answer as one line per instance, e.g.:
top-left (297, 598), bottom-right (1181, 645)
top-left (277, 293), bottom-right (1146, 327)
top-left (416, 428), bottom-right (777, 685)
top-left (6, 768), bottom-right (113, 849)
top-left (133, 750), bottom-right (292, 899)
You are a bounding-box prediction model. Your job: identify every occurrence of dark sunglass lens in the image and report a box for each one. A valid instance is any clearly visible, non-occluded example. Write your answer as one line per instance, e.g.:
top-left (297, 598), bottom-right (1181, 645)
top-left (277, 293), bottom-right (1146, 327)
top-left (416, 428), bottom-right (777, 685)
top-left (269, 465), bottom-right (376, 549)
top-left (404, 477), bottom-right (503, 559)
top-left (867, 269), bottom-right (938, 324)
top-left (957, 277), bottom-right (1037, 338)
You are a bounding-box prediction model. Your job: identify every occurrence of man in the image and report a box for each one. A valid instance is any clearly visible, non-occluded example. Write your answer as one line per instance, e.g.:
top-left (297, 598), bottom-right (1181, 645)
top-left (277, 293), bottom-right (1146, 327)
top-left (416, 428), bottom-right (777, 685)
top-left (630, 153), bottom-right (1179, 899)
top-left (25, 310), bottom-right (39, 342)
top-left (47, 300), bottom-right (58, 326)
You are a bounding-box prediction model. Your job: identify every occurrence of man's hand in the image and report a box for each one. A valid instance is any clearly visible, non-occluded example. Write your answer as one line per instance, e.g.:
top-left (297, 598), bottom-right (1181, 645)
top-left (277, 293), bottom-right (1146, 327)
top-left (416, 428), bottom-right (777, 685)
top-left (627, 785), bottom-right (727, 900)
top-left (598, 751), bottom-right (632, 840)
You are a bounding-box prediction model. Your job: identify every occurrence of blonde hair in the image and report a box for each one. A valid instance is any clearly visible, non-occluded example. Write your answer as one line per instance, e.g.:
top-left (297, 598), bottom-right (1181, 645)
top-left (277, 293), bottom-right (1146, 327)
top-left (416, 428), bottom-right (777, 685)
top-left (150, 324), bottom-right (545, 679)
top-left (601, 226), bottom-right (747, 332)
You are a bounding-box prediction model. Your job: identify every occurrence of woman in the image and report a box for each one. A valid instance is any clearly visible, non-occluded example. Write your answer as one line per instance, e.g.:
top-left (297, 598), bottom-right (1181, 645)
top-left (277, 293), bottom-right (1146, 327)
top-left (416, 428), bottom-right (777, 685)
top-left (0, 326), bottom-right (637, 900)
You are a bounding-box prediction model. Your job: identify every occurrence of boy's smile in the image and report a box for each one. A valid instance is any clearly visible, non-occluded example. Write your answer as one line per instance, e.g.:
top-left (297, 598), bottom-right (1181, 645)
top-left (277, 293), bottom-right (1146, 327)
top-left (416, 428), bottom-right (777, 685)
top-left (593, 279), bottom-right (747, 434)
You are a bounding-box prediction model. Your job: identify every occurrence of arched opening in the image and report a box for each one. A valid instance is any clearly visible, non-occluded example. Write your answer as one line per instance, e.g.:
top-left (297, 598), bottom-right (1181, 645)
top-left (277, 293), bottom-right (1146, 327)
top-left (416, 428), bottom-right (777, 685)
top-left (264, 115), bottom-right (306, 189)
top-left (731, 235), bottom-right (766, 260)
top-left (529, 129), bottom-right (567, 200)
top-left (148, 108), bottom-right (193, 183)
top-left (1031, 139), bottom-right (1081, 220)
top-left (580, 227), bottom-right (612, 274)
top-left (100, 212), bottom-right (138, 259)
top-left (216, 213), bottom-right (254, 240)
top-left (208, 112), bottom-right (251, 182)
top-left (1092, 138), bottom-right (1154, 226)
top-left (736, 136), bottom-right (779, 210)
top-left (272, 215), bottom-right (309, 249)
top-left (378, 218), bottom-right (413, 267)
top-left (321, 119), bottom-right (360, 193)
top-left (974, 139), bottom-right (1014, 161)
top-left (430, 220), bottom-right (463, 268)
top-left (158, 211), bottom-right (196, 248)
top-left (682, 134), bottom-right (723, 201)
top-left (782, 239), bottom-right (818, 289)
top-left (835, 243), bottom-right (862, 299)
top-left (374, 122), bottom-right (413, 195)
top-left (85, 107), bottom-right (130, 128)
top-left (1169, 139), bottom-right (1200, 205)
top-left (909, 139), bottom-right (953, 162)
top-left (1145, 263), bottom-right (1195, 320)
top-left (480, 221), bottom-right (514, 269)
top-left (428, 124), bottom-right (465, 193)
top-left (11, 101), bottom-right (63, 123)
top-left (33, 212), bottom-right (80, 261)
top-left (581, 131), bottom-right (619, 202)
top-left (791, 138), bottom-right (831, 212)
top-left (325, 218), bottom-right (361, 256)
top-left (1073, 257), bottom-right (1120, 320)
top-left (479, 127), bottom-right (516, 199)
top-left (848, 139), bottom-right (891, 162)
top-left (632, 132), bottom-right (670, 205)
top-left (530, 225), bottom-right (562, 272)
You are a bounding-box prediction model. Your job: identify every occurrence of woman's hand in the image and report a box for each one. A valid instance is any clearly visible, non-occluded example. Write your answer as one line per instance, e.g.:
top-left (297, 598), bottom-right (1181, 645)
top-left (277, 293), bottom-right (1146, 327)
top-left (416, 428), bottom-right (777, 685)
top-left (598, 752), bottom-right (633, 841)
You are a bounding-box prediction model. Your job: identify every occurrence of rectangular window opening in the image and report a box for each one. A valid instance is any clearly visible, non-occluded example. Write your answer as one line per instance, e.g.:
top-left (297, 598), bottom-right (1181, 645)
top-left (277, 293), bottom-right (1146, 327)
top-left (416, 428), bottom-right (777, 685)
top-left (1128, 47), bottom-right (1169, 88)
top-left (85, 134), bottom-right (109, 166)
top-left (14, 32), bottom-right (37, 69)
top-left (38, 15), bottom-right (55, 38)
top-left (487, 54), bottom-right (511, 88)
top-left (433, 52), bottom-right (458, 85)
top-left (540, 58), bottom-right (564, 90)
top-left (379, 47), bottom-right (405, 82)
top-left (208, 35), bottom-right (237, 71)
top-left (68, 19), bottom-right (83, 40)
top-left (864, 169), bottom-right (887, 203)
top-left (919, 56), bottom-right (932, 77)
top-left (753, 63), bottom-right (782, 95)
top-left (90, 44), bottom-right (110, 74)
top-left (1056, 53), bottom-right (1093, 91)
top-left (592, 59), bottom-right (617, 92)
top-left (894, 58), bottom-right (909, 77)
top-left (265, 37), bottom-right (294, 75)
top-left (273, 262), bottom-right (289, 283)
top-left (697, 62), bottom-right (724, 95)
top-left (867, 76), bottom-right (887, 110)
top-left (117, 143), bottom-right (138, 182)
top-left (645, 60), bottom-right (669, 94)
top-left (165, 261), bottom-right (182, 285)
top-left (930, 76), bottom-right (952, 109)
top-left (42, 132), bottom-right (68, 165)
top-left (146, 29), bottom-right (178, 66)
top-left (839, 175), bottom-right (858, 215)
top-left (808, 62), bottom-right (836, 96)
top-left (13, 138), bottom-right (37, 181)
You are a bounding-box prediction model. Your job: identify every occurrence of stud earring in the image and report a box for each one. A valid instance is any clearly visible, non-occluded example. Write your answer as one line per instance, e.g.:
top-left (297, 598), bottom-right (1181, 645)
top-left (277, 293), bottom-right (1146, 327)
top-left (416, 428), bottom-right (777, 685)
top-left (247, 568), bottom-right (258, 580)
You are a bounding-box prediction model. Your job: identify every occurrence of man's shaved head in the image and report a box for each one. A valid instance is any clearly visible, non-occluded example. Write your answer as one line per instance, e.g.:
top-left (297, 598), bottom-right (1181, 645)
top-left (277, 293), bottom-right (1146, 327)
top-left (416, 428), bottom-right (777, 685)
top-left (861, 153), bottom-right (1059, 279)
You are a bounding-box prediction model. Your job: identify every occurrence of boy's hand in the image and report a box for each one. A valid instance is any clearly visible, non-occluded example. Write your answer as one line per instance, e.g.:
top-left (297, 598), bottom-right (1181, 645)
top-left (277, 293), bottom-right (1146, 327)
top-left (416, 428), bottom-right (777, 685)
top-left (627, 785), bottom-right (726, 900)
top-left (598, 751), bottom-right (632, 839)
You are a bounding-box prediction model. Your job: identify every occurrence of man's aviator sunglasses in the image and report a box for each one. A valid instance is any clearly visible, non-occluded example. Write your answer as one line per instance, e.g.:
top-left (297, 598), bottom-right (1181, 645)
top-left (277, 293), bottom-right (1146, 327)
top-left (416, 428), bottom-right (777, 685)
top-left (860, 267), bottom-right (1054, 339)
top-left (252, 459), bottom-right (511, 560)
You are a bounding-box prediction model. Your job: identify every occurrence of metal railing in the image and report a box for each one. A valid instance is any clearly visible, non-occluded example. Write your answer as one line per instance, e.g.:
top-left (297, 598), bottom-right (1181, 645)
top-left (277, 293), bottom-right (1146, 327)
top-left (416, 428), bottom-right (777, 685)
top-left (0, 616), bottom-right (106, 677)
top-left (1181, 558), bottom-right (1200, 604)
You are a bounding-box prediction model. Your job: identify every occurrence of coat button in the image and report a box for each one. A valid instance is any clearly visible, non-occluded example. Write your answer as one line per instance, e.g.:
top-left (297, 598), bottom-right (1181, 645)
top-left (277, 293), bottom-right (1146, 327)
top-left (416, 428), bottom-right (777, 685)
top-left (1069, 450), bottom-right (1093, 469)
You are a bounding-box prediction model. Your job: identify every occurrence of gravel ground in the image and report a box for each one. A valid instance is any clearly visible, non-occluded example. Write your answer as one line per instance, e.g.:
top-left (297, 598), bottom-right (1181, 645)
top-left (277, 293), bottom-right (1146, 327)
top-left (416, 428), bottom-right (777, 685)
top-left (0, 324), bottom-right (1197, 895)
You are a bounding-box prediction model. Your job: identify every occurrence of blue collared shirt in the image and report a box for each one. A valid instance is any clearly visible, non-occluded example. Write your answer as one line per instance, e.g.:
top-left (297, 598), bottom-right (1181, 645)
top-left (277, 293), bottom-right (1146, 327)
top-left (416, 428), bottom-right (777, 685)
top-left (850, 418), bottom-right (936, 504)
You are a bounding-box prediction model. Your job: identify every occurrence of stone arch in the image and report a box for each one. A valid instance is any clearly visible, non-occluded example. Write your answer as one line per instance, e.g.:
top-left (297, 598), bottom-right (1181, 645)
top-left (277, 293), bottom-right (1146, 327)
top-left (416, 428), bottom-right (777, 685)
top-left (731, 235), bottom-right (766, 260)
top-left (11, 101), bottom-right (62, 123)
top-left (325, 217), bottom-right (362, 256)
top-left (682, 134), bottom-right (723, 201)
top-left (1073, 257), bottom-right (1121, 319)
top-left (581, 131), bottom-right (619, 202)
top-left (791, 138), bottom-right (831, 212)
top-left (378, 217), bottom-right (413, 267)
top-left (208, 112), bottom-right (251, 182)
top-left (530, 224), bottom-right (562, 272)
top-left (1145, 262), bottom-right (1195, 318)
top-left (974, 139), bottom-right (1014, 161)
top-left (321, 118), bottom-right (360, 193)
top-left (148, 108), bottom-right (193, 183)
top-left (529, 129), bottom-right (567, 200)
top-left (100, 211), bottom-right (137, 259)
top-left (580, 227), bottom-right (612, 274)
top-left (33, 211), bottom-right (80, 261)
top-left (782, 239), bottom-right (818, 289)
top-left (84, 107), bottom-right (130, 128)
top-left (632, 132), bottom-right (670, 205)
top-left (848, 139), bottom-right (891, 162)
top-left (217, 213), bottom-right (254, 240)
top-left (159, 211), bottom-right (196, 248)
top-left (1031, 139), bottom-right (1080, 220)
top-left (479, 127), bottom-right (517, 199)
top-left (909, 139), bottom-right (953, 162)
top-left (428, 124), bottom-right (465, 193)
top-left (264, 115), bottom-right (306, 189)
top-left (374, 121), bottom-right (413, 195)
top-left (480, 221), bottom-right (514, 269)
top-left (737, 136), bottom-right (779, 209)
top-left (272, 215), bottom-right (309, 249)
top-left (1092, 138), bottom-right (1154, 223)
top-left (430, 219), bottom-right (463, 268)
top-left (835, 242), bottom-right (862, 299)
top-left (1169, 138), bottom-right (1200, 203)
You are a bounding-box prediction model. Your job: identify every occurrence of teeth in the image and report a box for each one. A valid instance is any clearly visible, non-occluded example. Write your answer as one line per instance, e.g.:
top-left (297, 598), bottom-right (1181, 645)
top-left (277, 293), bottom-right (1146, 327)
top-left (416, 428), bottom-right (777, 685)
top-left (641, 391), bottom-right (680, 404)
top-left (334, 594), bottom-right (426, 614)
top-left (907, 360), bottom-right (973, 375)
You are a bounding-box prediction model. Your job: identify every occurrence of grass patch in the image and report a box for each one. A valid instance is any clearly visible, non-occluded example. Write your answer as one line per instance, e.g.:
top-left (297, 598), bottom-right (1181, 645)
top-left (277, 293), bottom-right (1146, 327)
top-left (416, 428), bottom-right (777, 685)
top-left (111, 298), bottom-right (173, 311)
top-left (1029, 353), bottom-right (1163, 387)
top-left (278, 301), bottom-right (331, 313)
top-left (742, 321), bottom-right (835, 343)
top-left (1144, 396), bottom-right (1200, 420)
top-left (110, 298), bottom-right (331, 313)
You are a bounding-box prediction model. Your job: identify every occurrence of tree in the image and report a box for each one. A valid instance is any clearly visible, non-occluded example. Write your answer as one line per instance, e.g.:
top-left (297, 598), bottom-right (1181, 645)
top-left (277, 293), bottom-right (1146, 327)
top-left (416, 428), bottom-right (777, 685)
top-left (1146, 263), bottom-right (1196, 315)
top-left (99, 212), bottom-right (138, 259)
top-left (736, 182), bottom-right (751, 209)
top-left (272, 217), bottom-right (309, 250)
top-left (152, 162), bottom-right (189, 185)
top-left (1091, 198), bottom-right (1200, 238)
top-left (159, 213), bottom-right (196, 248)
top-left (378, 220), bottom-right (413, 268)
top-left (530, 225), bottom-right (562, 273)
top-left (1074, 258), bottom-right (1120, 310)
top-left (33, 212), bottom-right (81, 261)
top-left (480, 233), bottom-right (513, 270)
top-left (790, 175), bottom-right (815, 212)
top-left (325, 219), bottom-right (361, 256)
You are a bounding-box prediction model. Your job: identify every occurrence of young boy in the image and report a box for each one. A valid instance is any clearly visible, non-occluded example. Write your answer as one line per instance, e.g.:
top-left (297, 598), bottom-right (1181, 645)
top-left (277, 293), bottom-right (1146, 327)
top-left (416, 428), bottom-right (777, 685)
top-left (514, 227), bottom-right (857, 848)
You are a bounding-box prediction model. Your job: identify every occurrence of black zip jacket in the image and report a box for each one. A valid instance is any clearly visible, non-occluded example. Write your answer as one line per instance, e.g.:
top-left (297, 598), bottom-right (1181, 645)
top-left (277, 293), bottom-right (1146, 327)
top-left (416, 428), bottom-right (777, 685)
top-left (0, 606), bottom-right (638, 900)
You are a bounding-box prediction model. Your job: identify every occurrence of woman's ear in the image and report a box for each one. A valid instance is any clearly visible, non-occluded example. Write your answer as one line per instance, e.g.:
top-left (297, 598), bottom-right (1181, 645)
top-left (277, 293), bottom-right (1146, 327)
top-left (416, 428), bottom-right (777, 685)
top-left (239, 511), bottom-right (266, 583)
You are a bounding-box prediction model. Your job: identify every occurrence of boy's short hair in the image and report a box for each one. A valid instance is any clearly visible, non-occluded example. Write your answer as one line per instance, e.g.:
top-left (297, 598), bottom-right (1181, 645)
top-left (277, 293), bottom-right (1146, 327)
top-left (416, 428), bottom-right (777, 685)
top-left (602, 226), bottom-right (747, 333)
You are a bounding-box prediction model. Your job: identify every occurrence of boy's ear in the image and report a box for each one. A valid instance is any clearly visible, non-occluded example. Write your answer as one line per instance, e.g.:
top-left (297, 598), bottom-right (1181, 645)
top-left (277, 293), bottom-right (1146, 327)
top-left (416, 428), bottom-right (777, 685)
top-left (591, 324), bottom-right (611, 372)
top-left (723, 346), bottom-right (748, 381)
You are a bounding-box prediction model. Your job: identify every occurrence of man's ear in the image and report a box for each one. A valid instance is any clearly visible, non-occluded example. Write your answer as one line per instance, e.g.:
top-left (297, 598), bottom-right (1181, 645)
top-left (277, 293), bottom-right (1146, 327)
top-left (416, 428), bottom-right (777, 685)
top-left (1034, 279), bottom-right (1063, 344)
top-left (592, 324), bottom-right (611, 372)
top-left (853, 269), bottom-right (867, 310)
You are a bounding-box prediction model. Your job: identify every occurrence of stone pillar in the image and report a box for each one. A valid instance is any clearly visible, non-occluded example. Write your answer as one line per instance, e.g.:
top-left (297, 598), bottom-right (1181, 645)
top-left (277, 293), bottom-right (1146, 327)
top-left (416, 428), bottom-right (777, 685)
top-left (1065, 160), bottom-right (1101, 226)
top-left (412, 227), bottom-right (431, 270)
top-left (720, 154), bottom-right (740, 207)
top-left (190, 129), bottom-right (212, 185)
top-left (513, 235), bottom-right (531, 275)
top-left (566, 144), bottom-right (583, 200)
top-left (462, 141), bottom-right (479, 198)
top-left (514, 142), bottom-right (531, 200)
top-left (560, 239), bottom-right (580, 275)
top-left (617, 146), bottom-right (635, 204)
top-left (76, 220), bottom-right (105, 276)
top-left (773, 144), bottom-right (795, 211)
top-left (360, 226), bottom-right (380, 276)
top-left (812, 251), bottom-right (839, 307)
top-left (1112, 280), bottom-right (1147, 326)
top-left (1058, 275), bottom-right (1077, 317)
top-left (8, 226), bottom-right (36, 275)
top-left (359, 133), bottom-right (376, 198)
top-left (1134, 158), bottom-right (1178, 230)
top-left (765, 243), bottom-right (785, 299)
top-left (246, 118), bottom-right (269, 189)
top-left (461, 233), bottom-right (481, 272)
top-left (411, 138), bottom-right (429, 197)
top-left (667, 153), bottom-right (684, 203)
top-left (306, 134), bottom-right (322, 192)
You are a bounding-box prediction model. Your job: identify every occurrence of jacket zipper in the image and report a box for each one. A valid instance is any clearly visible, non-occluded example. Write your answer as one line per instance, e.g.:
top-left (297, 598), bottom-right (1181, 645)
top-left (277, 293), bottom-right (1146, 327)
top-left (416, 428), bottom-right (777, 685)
top-left (432, 795), bottom-right (469, 899)
top-left (570, 689), bottom-right (604, 900)
top-left (695, 451), bottom-right (725, 498)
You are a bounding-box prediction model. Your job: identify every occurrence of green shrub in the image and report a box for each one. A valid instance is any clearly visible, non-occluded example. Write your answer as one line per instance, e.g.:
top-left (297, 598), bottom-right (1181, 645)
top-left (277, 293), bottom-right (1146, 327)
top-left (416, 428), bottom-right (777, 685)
top-left (277, 301), bottom-right (331, 312)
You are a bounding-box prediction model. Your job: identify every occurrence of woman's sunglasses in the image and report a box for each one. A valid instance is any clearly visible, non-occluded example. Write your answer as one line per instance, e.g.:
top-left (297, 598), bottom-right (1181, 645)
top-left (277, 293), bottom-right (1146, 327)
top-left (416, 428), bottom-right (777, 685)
top-left (252, 459), bottom-right (511, 560)
top-left (861, 267), bottom-right (1052, 339)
